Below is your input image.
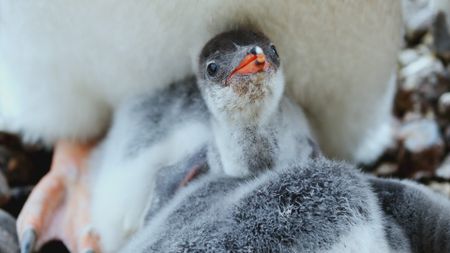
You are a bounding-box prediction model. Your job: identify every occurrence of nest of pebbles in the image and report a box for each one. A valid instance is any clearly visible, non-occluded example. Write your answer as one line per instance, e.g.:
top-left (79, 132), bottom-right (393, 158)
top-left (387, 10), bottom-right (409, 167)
top-left (366, 12), bottom-right (450, 197)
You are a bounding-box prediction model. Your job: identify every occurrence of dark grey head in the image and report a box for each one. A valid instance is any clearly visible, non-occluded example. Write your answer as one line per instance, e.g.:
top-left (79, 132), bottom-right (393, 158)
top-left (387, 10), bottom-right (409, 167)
top-left (197, 30), bottom-right (284, 124)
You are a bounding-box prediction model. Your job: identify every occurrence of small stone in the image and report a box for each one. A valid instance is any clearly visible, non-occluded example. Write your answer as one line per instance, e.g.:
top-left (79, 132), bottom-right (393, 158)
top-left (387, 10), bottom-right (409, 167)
top-left (433, 12), bottom-right (450, 62)
top-left (0, 146), bottom-right (33, 186)
top-left (428, 182), bottom-right (450, 198)
top-left (436, 155), bottom-right (450, 178)
top-left (438, 92), bottom-right (450, 117)
top-left (0, 132), bottom-right (52, 187)
top-left (394, 87), bottom-right (417, 117)
top-left (398, 118), bottom-right (442, 152)
top-left (403, 0), bottom-right (439, 41)
top-left (418, 74), bottom-right (450, 109)
top-left (396, 118), bottom-right (445, 178)
top-left (444, 126), bottom-right (450, 149)
top-left (400, 55), bottom-right (445, 90)
top-left (399, 49), bottom-right (421, 66)
top-left (374, 163), bottom-right (398, 176)
top-left (402, 112), bottom-right (424, 122)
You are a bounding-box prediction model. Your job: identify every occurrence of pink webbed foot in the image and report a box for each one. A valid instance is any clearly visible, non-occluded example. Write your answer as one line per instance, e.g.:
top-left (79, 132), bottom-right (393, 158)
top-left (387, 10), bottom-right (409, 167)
top-left (17, 141), bottom-right (100, 253)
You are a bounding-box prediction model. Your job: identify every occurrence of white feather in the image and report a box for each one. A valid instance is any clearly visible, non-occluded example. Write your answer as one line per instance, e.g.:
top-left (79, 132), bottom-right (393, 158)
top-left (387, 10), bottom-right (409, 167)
top-left (88, 96), bottom-right (210, 252)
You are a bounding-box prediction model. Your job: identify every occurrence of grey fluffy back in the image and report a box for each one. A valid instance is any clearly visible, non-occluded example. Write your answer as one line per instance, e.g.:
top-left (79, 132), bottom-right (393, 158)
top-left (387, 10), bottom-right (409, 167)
top-left (123, 159), bottom-right (384, 252)
top-left (122, 159), bottom-right (450, 253)
top-left (371, 177), bottom-right (450, 253)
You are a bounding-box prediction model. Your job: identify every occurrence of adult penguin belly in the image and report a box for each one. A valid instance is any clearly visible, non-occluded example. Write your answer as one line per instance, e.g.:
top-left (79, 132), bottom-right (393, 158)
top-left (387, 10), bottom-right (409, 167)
top-left (0, 1), bottom-right (401, 161)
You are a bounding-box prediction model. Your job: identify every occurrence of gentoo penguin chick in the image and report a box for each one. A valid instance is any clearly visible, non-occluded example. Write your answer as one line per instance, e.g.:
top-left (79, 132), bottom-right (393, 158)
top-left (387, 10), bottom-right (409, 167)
top-left (122, 29), bottom-right (450, 252)
top-left (91, 30), bottom-right (317, 252)
top-left (88, 77), bottom-right (211, 252)
top-left (123, 160), bottom-right (450, 253)
top-left (121, 159), bottom-right (396, 253)
top-left (197, 30), bottom-right (316, 176)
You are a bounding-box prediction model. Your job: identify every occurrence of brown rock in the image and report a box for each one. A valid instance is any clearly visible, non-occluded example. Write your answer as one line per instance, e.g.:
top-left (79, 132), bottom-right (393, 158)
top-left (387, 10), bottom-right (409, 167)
top-left (433, 12), bottom-right (450, 63)
top-left (418, 74), bottom-right (450, 109)
top-left (399, 54), bottom-right (445, 90)
top-left (394, 87), bottom-right (417, 117)
top-left (428, 182), bottom-right (450, 198)
top-left (374, 163), bottom-right (398, 176)
top-left (0, 132), bottom-right (52, 187)
top-left (396, 118), bottom-right (445, 178)
top-left (444, 126), bottom-right (450, 150)
top-left (438, 92), bottom-right (450, 118)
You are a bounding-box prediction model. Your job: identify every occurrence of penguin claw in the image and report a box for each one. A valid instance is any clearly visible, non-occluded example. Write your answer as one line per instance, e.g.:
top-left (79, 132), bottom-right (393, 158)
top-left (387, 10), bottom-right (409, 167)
top-left (20, 228), bottom-right (37, 253)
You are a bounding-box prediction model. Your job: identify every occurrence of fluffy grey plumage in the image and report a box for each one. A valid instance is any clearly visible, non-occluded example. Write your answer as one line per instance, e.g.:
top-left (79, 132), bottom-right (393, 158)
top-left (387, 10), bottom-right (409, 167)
top-left (197, 30), bottom-right (315, 177)
top-left (122, 159), bottom-right (386, 252)
top-left (91, 30), bottom-right (316, 251)
top-left (370, 177), bottom-right (450, 253)
top-left (124, 77), bottom-right (209, 157)
top-left (94, 30), bottom-right (450, 252)
top-left (122, 159), bottom-right (450, 253)
top-left (90, 77), bottom-right (212, 251)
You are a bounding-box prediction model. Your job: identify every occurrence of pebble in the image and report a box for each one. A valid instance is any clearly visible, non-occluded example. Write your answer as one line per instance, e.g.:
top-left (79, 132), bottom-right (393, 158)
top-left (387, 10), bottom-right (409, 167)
top-left (438, 92), bottom-right (450, 117)
top-left (398, 118), bottom-right (443, 153)
top-left (381, 9), bottom-right (450, 180)
top-left (436, 155), bottom-right (450, 178)
top-left (433, 12), bottom-right (450, 61)
top-left (396, 118), bottom-right (445, 178)
top-left (374, 163), bottom-right (398, 176)
top-left (403, 0), bottom-right (439, 37)
top-left (444, 126), bottom-right (450, 148)
top-left (400, 54), bottom-right (445, 90)
top-left (428, 182), bottom-right (450, 198)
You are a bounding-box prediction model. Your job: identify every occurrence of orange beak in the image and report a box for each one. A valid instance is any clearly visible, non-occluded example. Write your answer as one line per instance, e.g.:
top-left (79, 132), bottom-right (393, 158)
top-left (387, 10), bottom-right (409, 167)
top-left (227, 52), bottom-right (270, 82)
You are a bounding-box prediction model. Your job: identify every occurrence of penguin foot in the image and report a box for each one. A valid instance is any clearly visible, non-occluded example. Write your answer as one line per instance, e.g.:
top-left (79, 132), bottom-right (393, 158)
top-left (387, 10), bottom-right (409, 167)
top-left (17, 141), bottom-right (101, 253)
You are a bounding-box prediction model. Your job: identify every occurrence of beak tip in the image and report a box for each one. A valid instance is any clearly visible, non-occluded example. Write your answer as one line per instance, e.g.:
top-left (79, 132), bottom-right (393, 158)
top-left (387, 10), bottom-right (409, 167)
top-left (228, 48), bottom-right (270, 79)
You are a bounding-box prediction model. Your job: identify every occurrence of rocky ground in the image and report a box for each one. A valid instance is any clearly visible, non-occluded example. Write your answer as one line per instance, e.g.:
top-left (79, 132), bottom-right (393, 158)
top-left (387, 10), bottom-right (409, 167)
top-left (0, 8), bottom-right (449, 253)
top-left (365, 12), bottom-right (450, 197)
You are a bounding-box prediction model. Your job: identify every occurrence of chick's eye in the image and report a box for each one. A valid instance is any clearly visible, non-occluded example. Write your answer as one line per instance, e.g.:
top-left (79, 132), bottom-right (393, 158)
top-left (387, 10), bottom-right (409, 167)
top-left (270, 44), bottom-right (279, 57)
top-left (207, 62), bottom-right (219, 76)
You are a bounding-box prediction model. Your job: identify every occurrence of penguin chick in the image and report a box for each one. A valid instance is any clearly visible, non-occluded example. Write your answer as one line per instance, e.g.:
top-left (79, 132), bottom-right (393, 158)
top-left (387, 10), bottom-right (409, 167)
top-left (122, 159), bottom-right (396, 253)
top-left (89, 77), bottom-right (211, 252)
top-left (370, 177), bottom-right (450, 253)
top-left (123, 160), bottom-right (450, 253)
top-left (197, 30), bottom-right (316, 177)
top-left (90, 30), bottom-right (318, 251)
top-left (121, 29), bottom-right (450, 253)
top-left (94, 29), bottom-right (450, 253)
